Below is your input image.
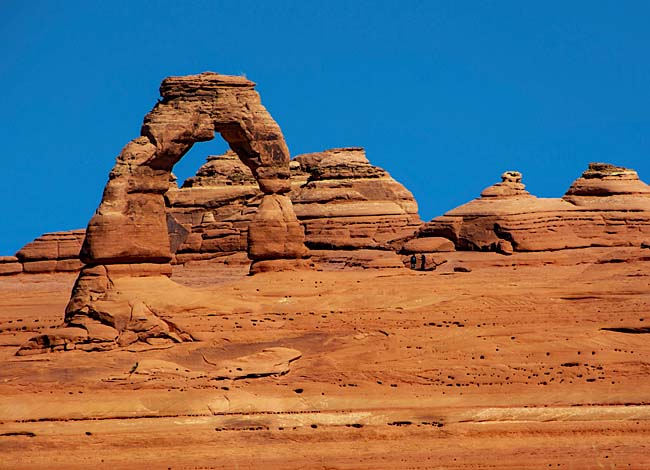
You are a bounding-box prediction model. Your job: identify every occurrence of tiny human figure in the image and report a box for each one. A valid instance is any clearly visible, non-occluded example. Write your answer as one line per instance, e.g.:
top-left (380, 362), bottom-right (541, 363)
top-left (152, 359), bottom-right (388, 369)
top-left (420, 254), bottom-right (426, 270)
top-left (410, 254), bottom-right (417, 270)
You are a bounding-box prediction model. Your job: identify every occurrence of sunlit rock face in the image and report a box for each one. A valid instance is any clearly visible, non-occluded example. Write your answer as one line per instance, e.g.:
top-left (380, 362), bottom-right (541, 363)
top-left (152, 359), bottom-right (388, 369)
top-left (167, 147), bottom-right (421, 268)
top-left (19, 72), bottom-right (308, 353)
top-left (412, 163), bottom-right (650, 254)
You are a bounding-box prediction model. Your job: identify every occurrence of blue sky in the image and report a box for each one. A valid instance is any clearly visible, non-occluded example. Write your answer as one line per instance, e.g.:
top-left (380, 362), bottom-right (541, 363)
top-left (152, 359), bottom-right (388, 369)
top-left (2, 1), bottom-right (649, 254)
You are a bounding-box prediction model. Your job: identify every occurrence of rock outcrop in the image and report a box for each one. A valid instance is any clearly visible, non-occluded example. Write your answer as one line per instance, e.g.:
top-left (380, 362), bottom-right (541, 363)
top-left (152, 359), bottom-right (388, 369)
top-left (168, 147), bottom-right (420, 268)
top-left (0, 256), bottom-right (22, 276)
top-left (20, 72), bottom-right (309, 353)
top-left (413, 163), bottom-right (650, 254)
top-left (15, 230), bottom-right (85, 273)
top-left (292, 148), bottom-right (421, 251)
top-left (9, 147), bottom-right (420, 274)
top-left (166, 150), bottom-right (262, 264)
top-left (1, 231), bottom-right (85, 276)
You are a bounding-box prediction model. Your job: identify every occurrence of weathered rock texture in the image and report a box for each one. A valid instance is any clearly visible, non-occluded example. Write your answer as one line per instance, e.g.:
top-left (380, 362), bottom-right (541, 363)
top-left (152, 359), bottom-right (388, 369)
top-left (292, 148), bottom-right (421, 251)
top-left (22, 72), bottom-right (309, 353)
top-left (414, 163), bottom-right (650, 253)
top-left (0, 256), bottom-right (22, 276)
top-left (15, 230), bottom-right (85, 273)
top-left (168, 147), bottom-right (420, 268)
top-left (10, 147), bottom-right (421, 273)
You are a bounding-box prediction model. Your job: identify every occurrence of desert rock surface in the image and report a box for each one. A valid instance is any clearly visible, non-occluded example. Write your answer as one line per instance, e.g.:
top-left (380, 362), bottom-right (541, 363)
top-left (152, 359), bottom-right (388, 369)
top-left (1, 247), bottom-right (650, 468)
top-left (3, 73), bottom-right (650, 468)
top-left (415, 163), bottom-right (650, 253)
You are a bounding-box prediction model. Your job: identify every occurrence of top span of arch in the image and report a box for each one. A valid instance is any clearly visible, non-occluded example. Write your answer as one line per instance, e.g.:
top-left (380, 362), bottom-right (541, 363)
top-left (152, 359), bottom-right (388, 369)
top-left (160, 72), bottom-right (257, 98)
top-left (138, 72), bottom-right (291, 195)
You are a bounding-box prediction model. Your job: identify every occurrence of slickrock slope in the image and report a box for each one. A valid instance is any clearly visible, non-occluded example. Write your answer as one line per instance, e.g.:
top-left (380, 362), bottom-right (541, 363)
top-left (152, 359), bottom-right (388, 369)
top-left (1, 247), bottom-right (650, 468)
top-left (414, 163), bottom-right (650, 254)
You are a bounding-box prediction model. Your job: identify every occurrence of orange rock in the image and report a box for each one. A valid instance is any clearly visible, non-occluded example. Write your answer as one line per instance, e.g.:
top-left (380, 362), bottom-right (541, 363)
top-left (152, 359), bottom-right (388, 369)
top-left (0, 256), bottom-right (22, 276)
top-left (415, 163), bottom-right (650, 253)
top-left (23, 72), bottom-right (309, 352)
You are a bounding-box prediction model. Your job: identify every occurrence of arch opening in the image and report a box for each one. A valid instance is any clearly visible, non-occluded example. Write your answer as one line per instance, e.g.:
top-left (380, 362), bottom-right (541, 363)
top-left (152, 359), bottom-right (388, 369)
top-left (16, 73), bottom-right (311, 355)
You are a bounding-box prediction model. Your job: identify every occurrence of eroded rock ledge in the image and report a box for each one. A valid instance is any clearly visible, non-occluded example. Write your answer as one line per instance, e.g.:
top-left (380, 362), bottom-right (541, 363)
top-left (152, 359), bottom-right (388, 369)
top-left (411, 163), bottom-right (650, 254)
top-left (167, 147), bottom-right (420, 268)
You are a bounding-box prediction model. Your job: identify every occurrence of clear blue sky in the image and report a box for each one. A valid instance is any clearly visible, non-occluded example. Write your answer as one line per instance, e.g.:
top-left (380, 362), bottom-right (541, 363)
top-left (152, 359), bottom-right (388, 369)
top-left (2, 1), bottom-right (649, 254)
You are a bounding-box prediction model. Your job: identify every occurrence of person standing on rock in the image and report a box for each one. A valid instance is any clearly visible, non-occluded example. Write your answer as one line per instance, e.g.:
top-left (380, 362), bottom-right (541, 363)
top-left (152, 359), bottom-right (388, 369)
top-left (420, 254), bottom-right (426, 271)
top-left (410, 254), bottom-right (417, 270)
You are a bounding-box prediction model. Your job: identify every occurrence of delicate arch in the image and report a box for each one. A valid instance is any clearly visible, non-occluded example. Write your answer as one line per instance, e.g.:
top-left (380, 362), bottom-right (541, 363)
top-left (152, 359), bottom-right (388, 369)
top-left (81, 72), bottom-right (305, 266)
top-left (15, 73), bottom-right (309, 354)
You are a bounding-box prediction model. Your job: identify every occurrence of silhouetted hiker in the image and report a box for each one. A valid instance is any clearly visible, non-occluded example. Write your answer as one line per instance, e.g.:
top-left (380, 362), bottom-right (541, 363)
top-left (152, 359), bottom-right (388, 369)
top-left (410, 254), bottom-right (417, 270)
top-left (421, 254), bottom-right (426, 270)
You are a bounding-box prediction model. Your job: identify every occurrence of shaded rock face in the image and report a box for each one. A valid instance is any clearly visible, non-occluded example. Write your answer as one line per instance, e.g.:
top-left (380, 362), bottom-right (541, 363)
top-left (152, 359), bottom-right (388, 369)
top-left (415, 163), bottom-right (650, 253)
top-left (165, 150), bottom-right (258, 263)
top-left (21, 72), bottom-right (308, 353)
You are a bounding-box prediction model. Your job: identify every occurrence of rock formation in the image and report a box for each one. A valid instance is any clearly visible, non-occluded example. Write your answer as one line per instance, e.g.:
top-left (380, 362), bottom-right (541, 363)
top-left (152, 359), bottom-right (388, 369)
top-left (1, 231), bottom-right (85, 276)
top-left (0, 256), bottom-right (22, 275)
top-left (16, 230), bottom-right (85, 273)
top-left (19, 72), bottom-right (309, 353)
top-left (8, 147), bottom-right (421, 274)
top-left (413, 163), bottom-right (650, 254)
top-left (165, 150), bottom-right (257, 263)
top-left (169, 147), bottom-right (420, 268)
top-left (292, 148), bottom-right (420, 250)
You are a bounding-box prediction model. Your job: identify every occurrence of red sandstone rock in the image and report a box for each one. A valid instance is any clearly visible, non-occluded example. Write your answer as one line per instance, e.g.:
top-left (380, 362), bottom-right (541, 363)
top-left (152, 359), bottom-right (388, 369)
top-left (22, 260), bottom-right (58, 273)
top-left (415, 163), bottom-right (650, 253)
top-left (292, 148), bottom-right (421, 251)
top-left (401, 237), bottom-right (455, 254)
top-left (248, 194), bottom-right (309, 262)
top-left (21, 72), bottom-right (308, 353)
top-left (564, 163), bottom-right (650, 198)
top-left (0, 256), bottom-right (22, 276)
top-left (15, 230), bottom-right (85, 264)
top-left (165, 147), bottom-right (421, 268)
top-left (10, 146), bottom-right (420, 274)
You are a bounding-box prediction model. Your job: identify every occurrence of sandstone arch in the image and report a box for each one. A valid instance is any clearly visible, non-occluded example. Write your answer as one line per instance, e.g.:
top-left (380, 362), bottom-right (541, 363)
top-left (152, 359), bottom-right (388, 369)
top-left (19, 73), bottom-right (308, 353)
top-left (81, 72), bottom-right (307, 267)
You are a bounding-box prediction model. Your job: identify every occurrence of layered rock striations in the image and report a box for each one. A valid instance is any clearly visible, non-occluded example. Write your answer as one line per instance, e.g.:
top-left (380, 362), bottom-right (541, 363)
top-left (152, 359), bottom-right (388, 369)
top-left (292, 148), bottom-right (421, 251)
top-left (9, 148), bottom-right (421, 273)
top-left (20, 72), bottom-right (309, 353)
top-left (414, 163), bottom-right (650, 254)
top-left (165, 150), bottom-right (258, 263)
top-left (167, 147), bottom-right (421, 268)
top-left (16, 230), bottom-right (85, 273)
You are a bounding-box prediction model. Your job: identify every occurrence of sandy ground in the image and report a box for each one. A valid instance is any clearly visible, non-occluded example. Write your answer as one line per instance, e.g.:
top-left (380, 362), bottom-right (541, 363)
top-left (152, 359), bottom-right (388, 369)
top-left (1, 247), bottom-right (649, 469)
